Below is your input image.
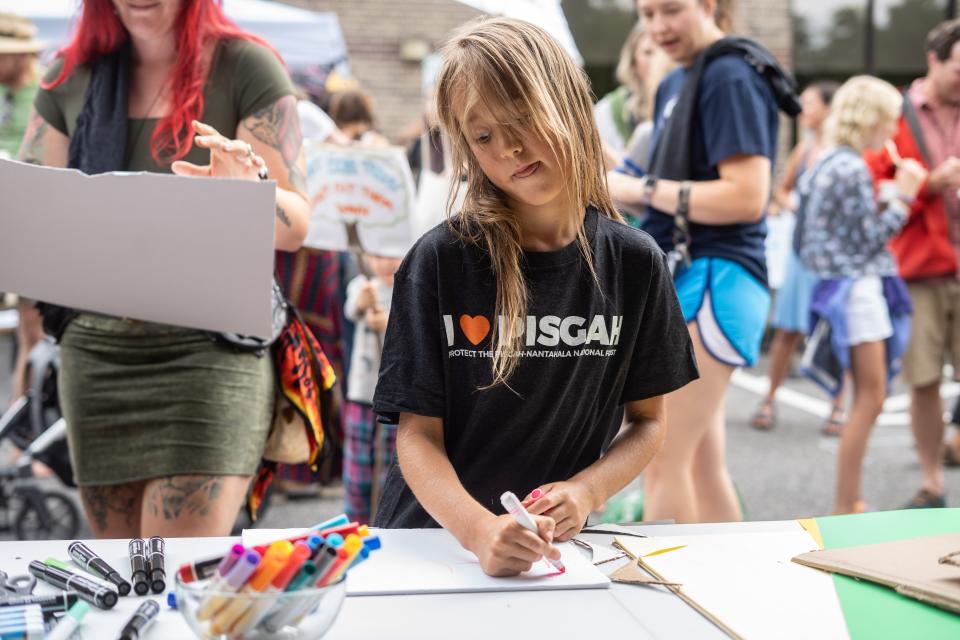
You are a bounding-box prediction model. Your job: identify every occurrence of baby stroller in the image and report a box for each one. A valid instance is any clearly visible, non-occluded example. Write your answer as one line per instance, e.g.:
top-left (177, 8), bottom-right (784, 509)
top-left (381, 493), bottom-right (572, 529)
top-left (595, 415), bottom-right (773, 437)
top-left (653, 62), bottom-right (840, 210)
top-left (0, 338), bottom-right (80, 540)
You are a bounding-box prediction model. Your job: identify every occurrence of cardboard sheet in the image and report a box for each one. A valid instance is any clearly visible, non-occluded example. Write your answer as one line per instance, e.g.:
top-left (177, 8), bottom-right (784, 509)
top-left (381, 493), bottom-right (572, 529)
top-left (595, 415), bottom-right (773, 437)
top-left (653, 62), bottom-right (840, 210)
top-left (0, 160), bottom-right (276, 337)
top-left (813, 508), bottom-right (960, 639)
top-left (243, 527), bottom-right (610, 596)
top-left (793, 533), bottom-right (960, 614)
top-left (615, 531), bottom-right (849, 640)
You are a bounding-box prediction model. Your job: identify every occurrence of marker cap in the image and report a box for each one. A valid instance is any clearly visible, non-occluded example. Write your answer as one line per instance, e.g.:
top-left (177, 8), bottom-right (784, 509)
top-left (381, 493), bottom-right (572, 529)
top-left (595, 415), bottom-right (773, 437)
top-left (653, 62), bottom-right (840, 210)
top-left (247, 553), bottom-right (288, 591)
top-left (311, 514), bottom-right (349, 530)
top-left (67, 601), bottom-right (90, 622)
top-left (270, 544), bottom-right (311, 590)
top-left (224, 551), bottom-right (261, 590)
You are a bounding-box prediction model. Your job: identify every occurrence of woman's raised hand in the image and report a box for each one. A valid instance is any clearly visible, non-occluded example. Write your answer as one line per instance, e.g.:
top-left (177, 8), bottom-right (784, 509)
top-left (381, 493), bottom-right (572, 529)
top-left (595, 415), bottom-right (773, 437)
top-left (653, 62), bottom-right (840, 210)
top-left (171, 120), bottom-right (266, 181)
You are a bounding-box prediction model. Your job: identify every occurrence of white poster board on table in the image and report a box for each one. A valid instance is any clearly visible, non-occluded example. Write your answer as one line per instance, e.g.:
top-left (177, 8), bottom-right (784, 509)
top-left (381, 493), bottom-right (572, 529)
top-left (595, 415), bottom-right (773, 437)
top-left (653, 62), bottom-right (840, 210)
top-left (243, 527), bottom-right (610, 596)
top-left (0, 159), bottom-right (277, 338)
top-left (302, 143), bottom-right (416, 258)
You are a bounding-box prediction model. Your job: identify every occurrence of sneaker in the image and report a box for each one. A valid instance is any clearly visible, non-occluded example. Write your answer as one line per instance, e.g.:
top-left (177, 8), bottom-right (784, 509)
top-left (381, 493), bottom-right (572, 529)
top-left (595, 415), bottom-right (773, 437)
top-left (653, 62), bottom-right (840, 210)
top-left (904, 488), bottom-right (946, 509)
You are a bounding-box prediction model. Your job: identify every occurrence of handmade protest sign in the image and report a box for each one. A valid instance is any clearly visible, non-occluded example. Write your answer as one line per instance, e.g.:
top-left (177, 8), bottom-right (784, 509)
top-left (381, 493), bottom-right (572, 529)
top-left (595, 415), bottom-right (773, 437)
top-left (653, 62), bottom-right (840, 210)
top-left (302, 143), bottom-right (416, 257)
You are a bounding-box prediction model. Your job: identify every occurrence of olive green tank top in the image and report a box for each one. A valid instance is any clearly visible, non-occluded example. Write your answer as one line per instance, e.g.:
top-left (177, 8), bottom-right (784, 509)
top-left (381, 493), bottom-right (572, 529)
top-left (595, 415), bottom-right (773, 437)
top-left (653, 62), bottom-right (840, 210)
top-left (34, 38), bottom-right (294, 172)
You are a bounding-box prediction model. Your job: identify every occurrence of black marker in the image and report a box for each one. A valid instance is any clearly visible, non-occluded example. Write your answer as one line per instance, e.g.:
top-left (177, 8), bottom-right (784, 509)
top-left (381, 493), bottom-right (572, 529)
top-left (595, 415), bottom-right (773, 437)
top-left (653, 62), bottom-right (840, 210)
top-left (146, 536), bottom-right (165, 594)
top-left (129, 539), bottom-right (149, 596)
top-left (117, 599), bottom-right (160, 640)
top-left (0, 591), bottom-right (79, 617)
top-left (28, 561), bottom-right (117, 610)
top-left (69, 541), bottom-right (132, 596)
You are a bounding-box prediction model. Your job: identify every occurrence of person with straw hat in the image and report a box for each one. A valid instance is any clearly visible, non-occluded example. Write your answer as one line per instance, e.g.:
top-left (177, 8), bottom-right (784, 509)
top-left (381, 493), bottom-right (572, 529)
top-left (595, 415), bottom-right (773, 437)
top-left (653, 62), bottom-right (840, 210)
top-left (0, 13), bottom-right (44, 158)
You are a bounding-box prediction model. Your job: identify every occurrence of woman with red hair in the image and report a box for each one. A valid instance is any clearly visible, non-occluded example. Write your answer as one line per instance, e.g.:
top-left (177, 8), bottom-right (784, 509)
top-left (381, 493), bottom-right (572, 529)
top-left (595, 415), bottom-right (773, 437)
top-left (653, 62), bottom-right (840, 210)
top-left (17, 0), bottom-right (309, 538)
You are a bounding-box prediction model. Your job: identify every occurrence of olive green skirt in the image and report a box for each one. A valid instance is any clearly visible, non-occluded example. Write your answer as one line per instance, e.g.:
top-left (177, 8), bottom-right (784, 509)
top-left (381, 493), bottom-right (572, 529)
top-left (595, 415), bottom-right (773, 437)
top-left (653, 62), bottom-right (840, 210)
top-left (59, 314), bottom-right (274, 486)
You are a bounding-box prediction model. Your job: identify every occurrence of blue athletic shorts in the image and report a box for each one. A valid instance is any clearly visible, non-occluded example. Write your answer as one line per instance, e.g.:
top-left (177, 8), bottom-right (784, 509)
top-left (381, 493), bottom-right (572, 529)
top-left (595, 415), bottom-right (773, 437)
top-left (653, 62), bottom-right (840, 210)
top-left (674, 257), bottom-right (771, 367)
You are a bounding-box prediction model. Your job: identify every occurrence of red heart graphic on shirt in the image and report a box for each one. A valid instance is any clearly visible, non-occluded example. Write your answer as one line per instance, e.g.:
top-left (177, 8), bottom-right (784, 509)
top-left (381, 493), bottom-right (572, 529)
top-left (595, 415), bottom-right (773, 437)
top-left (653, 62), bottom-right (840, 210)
top-left (459, 315), bottom-right (491, 346)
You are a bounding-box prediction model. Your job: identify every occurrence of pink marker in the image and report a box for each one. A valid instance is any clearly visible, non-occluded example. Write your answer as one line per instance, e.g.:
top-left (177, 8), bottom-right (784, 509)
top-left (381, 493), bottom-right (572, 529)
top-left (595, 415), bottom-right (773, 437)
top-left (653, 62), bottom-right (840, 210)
top-left (530, 488), bottom-right (543, 500)
top-left (500, 491), bottom-right (565, 574)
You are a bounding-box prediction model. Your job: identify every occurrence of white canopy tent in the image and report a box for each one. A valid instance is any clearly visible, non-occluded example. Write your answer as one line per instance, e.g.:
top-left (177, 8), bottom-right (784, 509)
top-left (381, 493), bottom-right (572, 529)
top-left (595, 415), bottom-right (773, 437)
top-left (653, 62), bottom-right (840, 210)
top-left (0, 0), bottom-right (348, 71)
top-left (454, 0), bottom-right (582, 65)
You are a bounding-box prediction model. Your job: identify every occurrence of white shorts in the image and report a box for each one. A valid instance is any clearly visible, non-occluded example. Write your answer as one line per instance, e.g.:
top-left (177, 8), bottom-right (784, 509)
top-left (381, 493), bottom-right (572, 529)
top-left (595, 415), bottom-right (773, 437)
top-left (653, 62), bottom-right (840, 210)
top-left (847, 276), bottom-right (892, 346)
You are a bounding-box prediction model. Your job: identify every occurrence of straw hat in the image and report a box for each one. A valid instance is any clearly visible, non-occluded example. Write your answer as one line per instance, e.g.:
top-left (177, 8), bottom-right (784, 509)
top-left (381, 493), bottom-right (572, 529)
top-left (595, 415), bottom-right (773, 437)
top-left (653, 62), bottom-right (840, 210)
top-left (0, 13), bottom-right (45, 55)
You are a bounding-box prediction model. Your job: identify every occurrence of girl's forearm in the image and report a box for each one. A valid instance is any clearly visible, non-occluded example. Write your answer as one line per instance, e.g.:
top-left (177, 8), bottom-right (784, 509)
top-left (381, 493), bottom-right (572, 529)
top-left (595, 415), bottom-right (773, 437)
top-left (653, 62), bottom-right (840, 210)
top-left (569, 411), bottom-right (665, 509)
top-left (396, 418), bottom-right (495, 549)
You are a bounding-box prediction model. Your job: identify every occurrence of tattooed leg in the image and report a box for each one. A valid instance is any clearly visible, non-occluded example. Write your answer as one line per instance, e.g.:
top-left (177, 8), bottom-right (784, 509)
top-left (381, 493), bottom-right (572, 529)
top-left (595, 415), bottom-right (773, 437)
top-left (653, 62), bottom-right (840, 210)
top-left (141, 475), bottom-right (252, 537)
top-left (79, 482), bottom-right (145, 539)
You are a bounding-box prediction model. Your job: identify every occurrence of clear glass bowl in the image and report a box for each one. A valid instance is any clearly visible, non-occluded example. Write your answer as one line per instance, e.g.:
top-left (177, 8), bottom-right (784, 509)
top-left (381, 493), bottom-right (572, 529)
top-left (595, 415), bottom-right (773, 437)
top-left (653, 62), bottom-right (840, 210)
top-left (175, 573), bottom-right (347, 639)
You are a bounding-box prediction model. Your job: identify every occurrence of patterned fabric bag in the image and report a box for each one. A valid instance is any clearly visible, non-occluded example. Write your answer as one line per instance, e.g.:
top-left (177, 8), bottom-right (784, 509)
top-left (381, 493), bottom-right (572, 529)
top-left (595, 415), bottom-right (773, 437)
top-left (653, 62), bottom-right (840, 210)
top-left (249, 306), bottom-right (339, 519)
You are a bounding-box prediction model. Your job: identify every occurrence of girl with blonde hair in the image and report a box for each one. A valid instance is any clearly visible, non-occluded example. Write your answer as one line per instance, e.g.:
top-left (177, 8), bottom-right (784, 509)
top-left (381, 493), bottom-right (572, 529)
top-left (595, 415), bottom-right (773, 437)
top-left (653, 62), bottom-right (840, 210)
top-left (796, 75), bottom-right (927, 513)
top-left (372, 16), bottom-right (697, 576)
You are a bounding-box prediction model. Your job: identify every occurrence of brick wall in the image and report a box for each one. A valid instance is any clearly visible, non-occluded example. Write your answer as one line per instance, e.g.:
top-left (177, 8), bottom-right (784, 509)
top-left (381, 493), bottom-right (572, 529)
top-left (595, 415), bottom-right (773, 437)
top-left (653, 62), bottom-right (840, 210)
top-left (735, 0), bottom-right (792, 69)
top-left (734, 0), bottom-right (795, 171)
top-left (284, 0), bottom-right (482, 139)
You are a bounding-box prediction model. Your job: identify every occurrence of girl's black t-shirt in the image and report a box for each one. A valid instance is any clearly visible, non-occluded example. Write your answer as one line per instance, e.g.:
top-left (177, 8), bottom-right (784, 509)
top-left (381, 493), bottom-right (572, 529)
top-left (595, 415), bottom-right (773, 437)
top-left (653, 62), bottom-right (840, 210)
top-left (373, 208), bottom-right (699, 528)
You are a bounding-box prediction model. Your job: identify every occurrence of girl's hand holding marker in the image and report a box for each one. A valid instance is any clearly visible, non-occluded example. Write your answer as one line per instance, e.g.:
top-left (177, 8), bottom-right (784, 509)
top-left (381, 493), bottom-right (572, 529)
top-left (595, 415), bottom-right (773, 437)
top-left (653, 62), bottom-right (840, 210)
top-left (469, 492), bottom-right (565, 579)
top-left (468, 493), bottom-right (561, 578)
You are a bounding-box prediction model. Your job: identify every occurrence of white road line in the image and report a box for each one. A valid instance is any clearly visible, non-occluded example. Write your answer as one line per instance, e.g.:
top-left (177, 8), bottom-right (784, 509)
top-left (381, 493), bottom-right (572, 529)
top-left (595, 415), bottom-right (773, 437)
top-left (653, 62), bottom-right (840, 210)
top-left (731, 370), bottom-right (832, 418)
top-left (731, 370), bottom-right (956, 427)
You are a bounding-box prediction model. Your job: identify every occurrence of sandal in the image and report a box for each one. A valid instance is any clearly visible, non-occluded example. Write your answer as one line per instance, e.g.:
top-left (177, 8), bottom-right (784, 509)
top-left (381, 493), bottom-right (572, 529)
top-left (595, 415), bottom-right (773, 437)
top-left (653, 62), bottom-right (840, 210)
top-left (750, 401), bottom-right (776, 431)
top-left (821, 408), bottom-right (845, 437)
top-left (944, 444), bottom-right (960, 468)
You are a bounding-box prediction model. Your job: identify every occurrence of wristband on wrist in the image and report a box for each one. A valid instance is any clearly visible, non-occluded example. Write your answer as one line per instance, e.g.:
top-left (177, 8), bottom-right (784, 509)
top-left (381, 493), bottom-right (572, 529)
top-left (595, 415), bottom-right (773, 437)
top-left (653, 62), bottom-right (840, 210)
top-left (641, 174), bottom-right (658, 206)
top-left (677, 180), bottom-right (692, 221)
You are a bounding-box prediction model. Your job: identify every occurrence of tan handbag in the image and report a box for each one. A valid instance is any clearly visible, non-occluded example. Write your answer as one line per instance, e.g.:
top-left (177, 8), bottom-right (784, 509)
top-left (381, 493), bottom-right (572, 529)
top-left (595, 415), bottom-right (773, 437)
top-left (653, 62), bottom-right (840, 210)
top-left (263, 391), bottom-right (313, 464)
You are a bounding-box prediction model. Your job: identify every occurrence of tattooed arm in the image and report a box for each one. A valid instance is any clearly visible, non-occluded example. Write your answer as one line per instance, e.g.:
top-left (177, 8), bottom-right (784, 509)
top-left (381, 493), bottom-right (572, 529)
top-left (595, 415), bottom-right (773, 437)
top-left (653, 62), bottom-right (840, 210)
top-left (17, 107), bottom-right (69, 168)
top-left (238, 95), bottom-right (310, 251)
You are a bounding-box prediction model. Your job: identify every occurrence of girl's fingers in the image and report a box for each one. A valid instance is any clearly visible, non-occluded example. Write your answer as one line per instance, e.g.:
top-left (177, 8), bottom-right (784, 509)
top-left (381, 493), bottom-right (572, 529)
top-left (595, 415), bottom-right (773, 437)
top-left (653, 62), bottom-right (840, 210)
top-left (524, 486), bottom-right (549, 503)
top-left (505, 539), bottom-right (543, 564)
top-left (526, 491), bottom-right (561, 515)
top-left (501, 558), bottom-right (534, 575)
top-left (555, 523), bottom-right (577, 542)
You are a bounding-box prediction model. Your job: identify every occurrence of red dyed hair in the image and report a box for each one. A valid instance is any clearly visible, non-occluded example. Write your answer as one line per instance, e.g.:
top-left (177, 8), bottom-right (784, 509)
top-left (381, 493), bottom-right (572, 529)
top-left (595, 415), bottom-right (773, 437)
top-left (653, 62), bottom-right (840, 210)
top-left (44, 0), bottom-right (279, 164)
